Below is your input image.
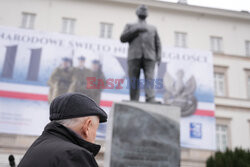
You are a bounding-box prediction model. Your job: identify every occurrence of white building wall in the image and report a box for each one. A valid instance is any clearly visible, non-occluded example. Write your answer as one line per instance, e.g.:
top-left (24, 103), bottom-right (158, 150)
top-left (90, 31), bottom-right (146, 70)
top-left (0, 0), bottom-right (250, 56)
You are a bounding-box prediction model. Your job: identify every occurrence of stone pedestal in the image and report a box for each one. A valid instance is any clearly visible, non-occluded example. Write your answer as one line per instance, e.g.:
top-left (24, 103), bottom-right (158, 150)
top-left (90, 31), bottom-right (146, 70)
top-left (105, 101), bottom-right (181, 167)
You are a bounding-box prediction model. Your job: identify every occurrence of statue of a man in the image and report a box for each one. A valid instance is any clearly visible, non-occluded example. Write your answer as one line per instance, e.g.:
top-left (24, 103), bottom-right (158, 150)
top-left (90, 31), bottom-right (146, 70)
top-left (120, 4), bottom-right (161, 102)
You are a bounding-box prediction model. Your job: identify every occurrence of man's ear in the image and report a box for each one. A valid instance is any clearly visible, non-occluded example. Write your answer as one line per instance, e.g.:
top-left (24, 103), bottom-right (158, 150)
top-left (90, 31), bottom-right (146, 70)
top-left (81, 118), bottom-right (91, 138)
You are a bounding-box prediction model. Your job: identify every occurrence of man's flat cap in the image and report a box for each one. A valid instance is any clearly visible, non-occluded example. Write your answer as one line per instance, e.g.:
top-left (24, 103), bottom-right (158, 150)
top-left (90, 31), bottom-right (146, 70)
top-left (50, 93), bottom-right (107, 123)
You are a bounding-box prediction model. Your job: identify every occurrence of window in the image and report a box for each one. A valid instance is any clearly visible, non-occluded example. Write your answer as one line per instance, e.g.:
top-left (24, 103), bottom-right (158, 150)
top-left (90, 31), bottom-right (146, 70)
top-left (245, 69), bottom-right (250, 99)
top-left (248, 76), bottom-right (250, 99)
top-left (210, 36), bottom-right (223, 53)
top-left (175, 32), bottom-right (187, 48)
top-left (248, 120), bottom-right (250, 144)
top-left (216, 117), bottom-right (231, 152)
top-left (21, 12), bottom-right (36, 29)
top-left (100, 22), bottom-right (113, 38)
top-left (61, 18), bottom-right (76, 34)
top-left (246, 41), bottom-right (250, 57)
top-left (214, 66), bottom-right (228, 97)
top-left (214, 73), bottom-right (225, 96)
top-left (216, 124), bottom-right (229, 152)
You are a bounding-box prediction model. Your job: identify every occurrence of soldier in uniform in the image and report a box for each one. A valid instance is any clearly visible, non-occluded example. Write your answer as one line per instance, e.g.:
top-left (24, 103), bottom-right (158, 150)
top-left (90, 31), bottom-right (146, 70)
top-left (48, 57), bottom-right (73, 103)
top-left (120, 4), bottom-right (161, 102)
top-left (68, 56), bottom-right (92, 97)
top-left (89, 60), bottom-right (105, 106)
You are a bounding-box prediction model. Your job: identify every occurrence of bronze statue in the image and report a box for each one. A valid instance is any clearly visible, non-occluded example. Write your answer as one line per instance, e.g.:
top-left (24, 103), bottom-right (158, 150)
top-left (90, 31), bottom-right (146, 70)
top-left (120, 4), bottom-right (161, 102)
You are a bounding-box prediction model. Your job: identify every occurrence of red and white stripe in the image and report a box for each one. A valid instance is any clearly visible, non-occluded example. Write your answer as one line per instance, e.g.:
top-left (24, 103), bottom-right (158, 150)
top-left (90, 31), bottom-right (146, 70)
top-left (0, 82), bottom-right (214, 117)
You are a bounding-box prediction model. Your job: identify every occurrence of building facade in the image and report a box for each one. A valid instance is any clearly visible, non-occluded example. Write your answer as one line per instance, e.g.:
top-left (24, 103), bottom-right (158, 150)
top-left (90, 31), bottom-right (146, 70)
top-left (0, 0), bottom-right (250, 166)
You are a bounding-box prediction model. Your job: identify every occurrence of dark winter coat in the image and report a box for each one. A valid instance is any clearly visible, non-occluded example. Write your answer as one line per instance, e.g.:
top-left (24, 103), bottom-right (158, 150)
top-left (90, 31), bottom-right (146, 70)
top-left (18, 122), bottom-right (100, 167)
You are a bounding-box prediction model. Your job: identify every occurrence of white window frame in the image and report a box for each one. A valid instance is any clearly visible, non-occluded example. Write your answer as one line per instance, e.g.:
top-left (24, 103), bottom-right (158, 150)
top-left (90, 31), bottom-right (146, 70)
top-left (100, 22), bottom-right (113, 39)
top-left (245, 69), bottom-right (250, 99)
top-left (216, 124), bottom-right (229, 152)
top-left (216, 117), bottom-right (231, 152)
top-left (245, 40), bottom-right (250, 57)
top-left (214, 73), bottom-right (225, 96)
top-left (214, 66), bottom-right (228, 97)
top-left (61, 17), bottom-right (76, 34)
top-left (175, 32), bottom-right (187, 48)
top-left (248, 120), bottom-right (250, 145)
top-left (210, 36), bottom-right (223, 53)
top-left (247, 76), bottom-right (250, 99)
top-left (21, 12), bottom-right (36, 29)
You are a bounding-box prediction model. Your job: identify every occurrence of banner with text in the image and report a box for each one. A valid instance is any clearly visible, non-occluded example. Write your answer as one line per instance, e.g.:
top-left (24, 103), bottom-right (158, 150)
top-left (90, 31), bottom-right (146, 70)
top-left (0, 26), bottom-right (215, 150)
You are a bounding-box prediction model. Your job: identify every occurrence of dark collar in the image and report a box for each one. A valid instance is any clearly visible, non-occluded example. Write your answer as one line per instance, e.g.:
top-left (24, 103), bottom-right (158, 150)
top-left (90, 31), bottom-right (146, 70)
top-left (43, 121), bottom-right (101, 156)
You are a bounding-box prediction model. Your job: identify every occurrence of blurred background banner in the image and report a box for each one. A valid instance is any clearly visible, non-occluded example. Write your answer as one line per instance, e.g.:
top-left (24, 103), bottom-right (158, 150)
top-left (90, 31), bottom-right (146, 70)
top-left (0, 26), bottom-right (215, 149)
top-left (163, 47), bottom-right (215, 150)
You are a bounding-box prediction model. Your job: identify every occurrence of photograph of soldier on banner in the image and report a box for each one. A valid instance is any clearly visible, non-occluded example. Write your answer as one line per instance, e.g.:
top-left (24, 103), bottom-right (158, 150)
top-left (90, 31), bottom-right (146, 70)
top-left (48, 53), bottom-right (105, 105)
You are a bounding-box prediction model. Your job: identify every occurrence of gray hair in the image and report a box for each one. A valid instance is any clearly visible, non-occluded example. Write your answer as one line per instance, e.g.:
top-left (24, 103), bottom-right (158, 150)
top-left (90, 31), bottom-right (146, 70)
top-left (54, 116), bottom-right (99, 128)
top-left (54, 117), bottom-right (84, 127)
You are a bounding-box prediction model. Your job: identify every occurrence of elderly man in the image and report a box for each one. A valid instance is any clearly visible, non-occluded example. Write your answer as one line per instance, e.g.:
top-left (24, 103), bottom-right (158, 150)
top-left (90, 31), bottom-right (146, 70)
top-left (120, 4), bottom-right (161, 102)
top-left (18, 93), bottom-right (107, 167)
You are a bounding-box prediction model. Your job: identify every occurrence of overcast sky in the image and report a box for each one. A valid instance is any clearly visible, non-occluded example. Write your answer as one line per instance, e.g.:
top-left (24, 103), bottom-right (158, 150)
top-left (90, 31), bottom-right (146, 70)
top-left (160, 0), bottom-right (250, 11)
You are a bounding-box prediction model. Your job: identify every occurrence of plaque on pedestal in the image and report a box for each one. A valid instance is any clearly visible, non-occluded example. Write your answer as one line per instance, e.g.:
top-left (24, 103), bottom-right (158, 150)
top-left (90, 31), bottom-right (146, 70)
top-left (105, 101), bottom-right (181, 167)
